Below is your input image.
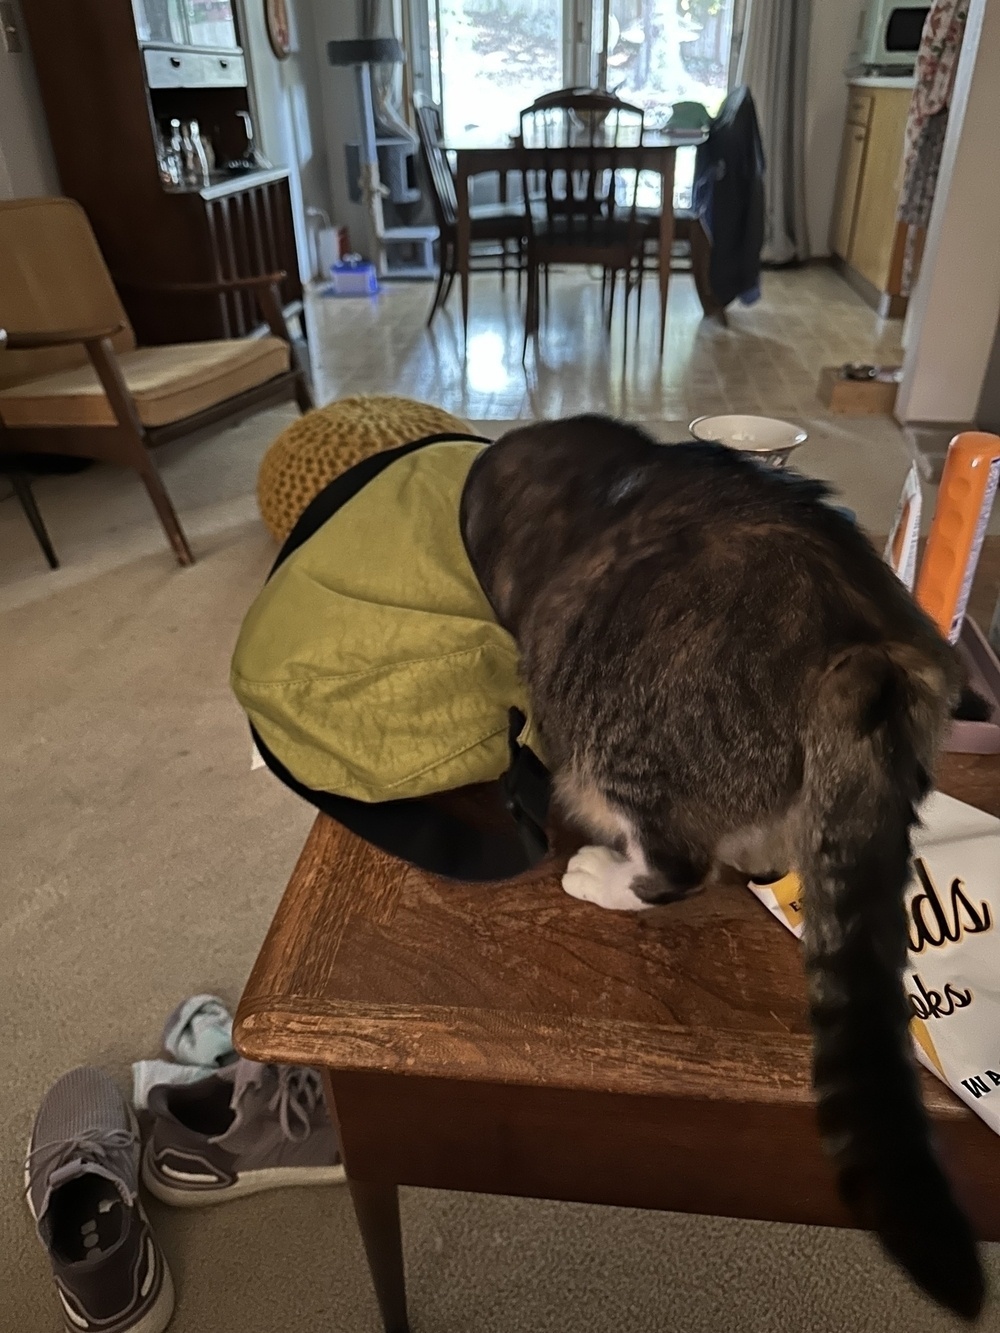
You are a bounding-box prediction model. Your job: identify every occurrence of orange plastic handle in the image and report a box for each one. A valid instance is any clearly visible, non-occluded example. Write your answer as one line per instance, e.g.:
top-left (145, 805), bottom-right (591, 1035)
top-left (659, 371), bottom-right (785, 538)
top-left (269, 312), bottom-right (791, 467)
top-left (915, 432), bottom-right (1000, 642)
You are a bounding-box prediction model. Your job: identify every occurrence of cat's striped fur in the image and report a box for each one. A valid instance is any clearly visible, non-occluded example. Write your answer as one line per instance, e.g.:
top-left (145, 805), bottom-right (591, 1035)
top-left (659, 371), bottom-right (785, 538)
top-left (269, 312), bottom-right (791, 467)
top-left (460, 416), bottom-right (983, 1318)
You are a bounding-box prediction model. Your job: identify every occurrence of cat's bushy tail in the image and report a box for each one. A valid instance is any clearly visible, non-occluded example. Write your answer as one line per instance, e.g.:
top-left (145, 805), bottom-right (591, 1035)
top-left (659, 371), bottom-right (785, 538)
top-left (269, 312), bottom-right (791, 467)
top-left (800, 642), bottom-right (984, 1319)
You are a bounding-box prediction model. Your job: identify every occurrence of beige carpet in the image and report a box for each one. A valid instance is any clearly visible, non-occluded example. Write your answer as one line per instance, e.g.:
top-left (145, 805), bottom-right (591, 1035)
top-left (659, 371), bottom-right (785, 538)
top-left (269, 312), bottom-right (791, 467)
top-left (0, 408), bottom-right (943, 610)
top-left (3, 409), bottom-right (1000, 1333)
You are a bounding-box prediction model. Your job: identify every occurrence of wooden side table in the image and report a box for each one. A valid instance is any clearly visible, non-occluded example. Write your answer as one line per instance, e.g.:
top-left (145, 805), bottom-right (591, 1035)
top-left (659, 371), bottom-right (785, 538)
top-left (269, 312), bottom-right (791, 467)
top-left (236, 542), bottom-right (1000, 1332)
top-left (235, 747), bottom-right (1000, 1333)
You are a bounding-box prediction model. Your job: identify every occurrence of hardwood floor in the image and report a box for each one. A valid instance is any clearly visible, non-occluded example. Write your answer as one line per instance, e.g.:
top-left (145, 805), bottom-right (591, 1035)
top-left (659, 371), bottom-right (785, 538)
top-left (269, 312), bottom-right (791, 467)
top-left (309, 263), bottom-right (905, 425)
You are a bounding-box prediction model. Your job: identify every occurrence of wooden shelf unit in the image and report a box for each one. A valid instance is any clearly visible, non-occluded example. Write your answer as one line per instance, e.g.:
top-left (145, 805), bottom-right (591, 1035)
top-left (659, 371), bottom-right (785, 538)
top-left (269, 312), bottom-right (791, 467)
top-left (22, 0), bottom-right (304, 346)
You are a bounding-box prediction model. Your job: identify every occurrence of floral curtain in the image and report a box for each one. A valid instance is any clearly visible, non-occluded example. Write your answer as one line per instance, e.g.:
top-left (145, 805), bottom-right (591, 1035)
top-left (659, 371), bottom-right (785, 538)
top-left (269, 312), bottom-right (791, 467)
top-left (897, 0), bottom-right (970, 294)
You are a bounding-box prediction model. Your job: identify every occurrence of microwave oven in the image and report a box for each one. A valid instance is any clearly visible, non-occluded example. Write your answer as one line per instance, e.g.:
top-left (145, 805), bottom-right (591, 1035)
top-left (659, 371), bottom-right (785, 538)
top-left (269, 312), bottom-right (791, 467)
top-left (850, 0), bottom-right (930, 75)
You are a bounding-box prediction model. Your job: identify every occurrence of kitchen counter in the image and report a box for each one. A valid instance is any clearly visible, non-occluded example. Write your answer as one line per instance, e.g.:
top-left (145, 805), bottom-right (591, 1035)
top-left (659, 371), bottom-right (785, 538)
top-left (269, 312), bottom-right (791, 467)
top-left (849, 74), bottom-right (915, 89)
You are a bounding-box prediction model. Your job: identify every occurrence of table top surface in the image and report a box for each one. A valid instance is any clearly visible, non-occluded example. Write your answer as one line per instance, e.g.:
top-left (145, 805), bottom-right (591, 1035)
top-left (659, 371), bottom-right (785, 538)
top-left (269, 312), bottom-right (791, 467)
top-left (448, 132), bottom-right (700, 168)
top-left (235, 542), bottom-right (1000, 1126)
top-left (449, 129), bottom-right (704, 153)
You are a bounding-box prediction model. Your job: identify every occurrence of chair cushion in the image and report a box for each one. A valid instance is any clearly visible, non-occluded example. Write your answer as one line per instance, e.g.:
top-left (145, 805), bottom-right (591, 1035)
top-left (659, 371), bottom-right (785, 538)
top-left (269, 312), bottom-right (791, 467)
top-left (0, 337), bottom-right (290, 430)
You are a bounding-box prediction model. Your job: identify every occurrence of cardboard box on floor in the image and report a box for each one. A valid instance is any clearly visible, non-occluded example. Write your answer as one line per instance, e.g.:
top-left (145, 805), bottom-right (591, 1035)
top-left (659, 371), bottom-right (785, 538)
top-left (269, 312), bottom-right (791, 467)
top-left (818, 365), bottom-right (901, 414)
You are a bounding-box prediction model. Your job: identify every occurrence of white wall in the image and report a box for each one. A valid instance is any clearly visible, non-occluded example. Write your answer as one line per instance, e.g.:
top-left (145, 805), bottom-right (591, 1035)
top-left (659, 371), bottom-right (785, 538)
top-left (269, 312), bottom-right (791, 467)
top-left (0, 0), bottom-right (59, 199)
top-left (312, 4), bottom-right (371, 261)
top-left (803, 0), bottom-right (865, 257)
top-left (236, 0), bottom-right (334, 280)
top-left (978, 316), bottom-right (1000, 431)
top-left (897, 0), bottom-right (1000, 424)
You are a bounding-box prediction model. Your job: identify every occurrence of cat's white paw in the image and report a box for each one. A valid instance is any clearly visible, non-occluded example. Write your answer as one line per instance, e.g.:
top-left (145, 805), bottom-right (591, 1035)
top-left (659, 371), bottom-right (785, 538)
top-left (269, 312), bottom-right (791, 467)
top-left (562, 845), bottom-right (651, 912)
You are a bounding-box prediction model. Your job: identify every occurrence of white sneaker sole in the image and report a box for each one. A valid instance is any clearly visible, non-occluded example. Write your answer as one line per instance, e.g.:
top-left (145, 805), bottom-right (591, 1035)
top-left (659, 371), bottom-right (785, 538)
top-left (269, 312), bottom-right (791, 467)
top-left (141, 1141), bottom-right (346, 1207)
top-left (119, 1260), bottom-right (175, 1333)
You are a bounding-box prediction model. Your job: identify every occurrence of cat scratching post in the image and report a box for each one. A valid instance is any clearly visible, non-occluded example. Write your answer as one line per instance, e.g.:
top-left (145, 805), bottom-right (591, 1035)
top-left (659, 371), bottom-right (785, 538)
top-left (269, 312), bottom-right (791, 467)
top-left (327, 37), bottom-right (405, 279)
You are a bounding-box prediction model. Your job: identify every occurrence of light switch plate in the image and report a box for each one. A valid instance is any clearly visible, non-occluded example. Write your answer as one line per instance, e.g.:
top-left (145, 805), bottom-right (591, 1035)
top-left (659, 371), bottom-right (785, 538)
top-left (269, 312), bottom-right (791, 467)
top-left (0, 2), bottom-right (23, 54)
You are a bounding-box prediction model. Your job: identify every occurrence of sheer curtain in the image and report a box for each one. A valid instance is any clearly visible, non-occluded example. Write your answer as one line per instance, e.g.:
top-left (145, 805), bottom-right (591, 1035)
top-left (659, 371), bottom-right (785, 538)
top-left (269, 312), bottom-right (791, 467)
top-left (734, 0), bottom-right (811, 263)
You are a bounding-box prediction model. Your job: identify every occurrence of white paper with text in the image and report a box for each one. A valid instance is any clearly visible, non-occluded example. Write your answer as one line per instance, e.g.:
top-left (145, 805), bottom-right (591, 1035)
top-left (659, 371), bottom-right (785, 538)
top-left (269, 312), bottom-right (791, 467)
top-left (749, 791), bottom-right (1000, 1132)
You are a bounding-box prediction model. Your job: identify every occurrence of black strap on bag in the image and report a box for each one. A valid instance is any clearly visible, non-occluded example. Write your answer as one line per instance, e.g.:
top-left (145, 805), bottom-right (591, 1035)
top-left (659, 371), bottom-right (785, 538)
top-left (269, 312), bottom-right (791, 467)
top-left (501, 708), bottom-right (551, 865)
top-left (270, 432), bottom-right (490, 571)
top-left (250, 434), bottom-right (552, 881)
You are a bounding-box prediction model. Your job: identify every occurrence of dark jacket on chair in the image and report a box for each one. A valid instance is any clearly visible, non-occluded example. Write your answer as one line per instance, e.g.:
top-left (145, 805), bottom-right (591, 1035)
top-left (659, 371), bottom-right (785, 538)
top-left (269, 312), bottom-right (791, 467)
top-left (693, 86), bottom-right (765, 309)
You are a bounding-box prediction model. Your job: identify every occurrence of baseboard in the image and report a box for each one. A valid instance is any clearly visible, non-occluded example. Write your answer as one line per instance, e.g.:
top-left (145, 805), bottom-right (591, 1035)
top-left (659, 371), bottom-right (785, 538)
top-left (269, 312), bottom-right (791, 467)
top-left (831, 256), bottom-right (908, 320)
top-left (878, 291), bottom-right (908, 319)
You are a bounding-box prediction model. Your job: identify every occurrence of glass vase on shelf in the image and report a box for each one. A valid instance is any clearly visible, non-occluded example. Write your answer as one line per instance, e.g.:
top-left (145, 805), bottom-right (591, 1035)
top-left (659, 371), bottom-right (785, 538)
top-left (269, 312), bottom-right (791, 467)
top-left (164, 118), bottom-right (211, 188)
top-left (200, 131), bottom-right (216, 177)
top-left (181, 120), bottom-right (212, 186)
top-left (156, 140), bottom-right (183, 190)
top-left (155, 119), bottom-right (186, 191)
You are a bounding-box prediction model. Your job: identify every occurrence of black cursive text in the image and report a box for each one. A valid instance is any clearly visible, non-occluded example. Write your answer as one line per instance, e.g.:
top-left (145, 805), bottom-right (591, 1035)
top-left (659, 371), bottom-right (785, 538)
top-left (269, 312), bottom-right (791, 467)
top-left (907, 859), bottom-right (992, 954)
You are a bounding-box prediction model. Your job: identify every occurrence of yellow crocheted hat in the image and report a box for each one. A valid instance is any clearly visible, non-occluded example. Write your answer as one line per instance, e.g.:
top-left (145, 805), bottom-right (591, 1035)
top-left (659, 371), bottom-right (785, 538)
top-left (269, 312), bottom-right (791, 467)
top-left (257, 394), bottom-right (470, 541)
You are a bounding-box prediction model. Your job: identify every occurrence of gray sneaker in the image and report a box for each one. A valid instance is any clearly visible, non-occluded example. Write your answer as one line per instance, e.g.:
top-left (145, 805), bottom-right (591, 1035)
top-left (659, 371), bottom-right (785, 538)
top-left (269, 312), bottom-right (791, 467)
top-left (25, 1067), bottom-right (174, 1333)
top-left (142, 1060), bottom-right (345, 1206)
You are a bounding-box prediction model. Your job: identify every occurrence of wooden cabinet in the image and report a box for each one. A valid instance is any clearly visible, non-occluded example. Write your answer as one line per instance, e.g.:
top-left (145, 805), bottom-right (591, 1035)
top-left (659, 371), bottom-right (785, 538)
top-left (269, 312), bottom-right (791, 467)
top-left (830, 83), bottom-right (912, 317)
top-left (831, 121), bottom-right (869, 261)
top-left (131, 0), bottom-right (240, 51)
top-left (22, 0), bottom-right (304, 347)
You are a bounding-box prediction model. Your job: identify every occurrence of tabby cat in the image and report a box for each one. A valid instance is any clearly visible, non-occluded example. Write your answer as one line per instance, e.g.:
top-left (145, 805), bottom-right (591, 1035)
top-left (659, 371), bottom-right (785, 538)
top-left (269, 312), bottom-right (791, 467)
top-left (460, 415), bottom-right (984, 1318)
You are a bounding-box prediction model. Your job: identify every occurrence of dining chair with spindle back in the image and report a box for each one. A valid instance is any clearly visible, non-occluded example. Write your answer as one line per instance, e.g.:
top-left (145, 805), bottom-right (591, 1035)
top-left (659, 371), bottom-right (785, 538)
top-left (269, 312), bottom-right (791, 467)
top-left (519, 88), bottom-right (645, 150)
top-left (413, 92), bottom-right (527, 327)
top-left (517, 92), bottom-right (653, 356)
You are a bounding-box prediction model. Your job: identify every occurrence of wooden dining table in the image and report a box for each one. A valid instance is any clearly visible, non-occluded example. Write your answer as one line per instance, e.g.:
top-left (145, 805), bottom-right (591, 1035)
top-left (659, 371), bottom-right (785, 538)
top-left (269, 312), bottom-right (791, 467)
top-left (449, 130), bottom-right (709, 342)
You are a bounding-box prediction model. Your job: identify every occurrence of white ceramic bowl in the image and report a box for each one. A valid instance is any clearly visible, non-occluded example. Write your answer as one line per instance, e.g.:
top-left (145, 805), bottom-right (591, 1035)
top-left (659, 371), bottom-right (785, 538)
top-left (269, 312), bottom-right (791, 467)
top-left (689, 414), bottom-right (808, 465)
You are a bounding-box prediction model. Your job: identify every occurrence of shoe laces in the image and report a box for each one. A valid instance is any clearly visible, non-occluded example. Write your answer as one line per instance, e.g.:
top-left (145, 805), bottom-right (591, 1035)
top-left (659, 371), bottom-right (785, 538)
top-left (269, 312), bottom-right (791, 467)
top-left (25, 1127), bottom-right (137, 1198)
top-left (266, 1065), bottom-right (323, 1142)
